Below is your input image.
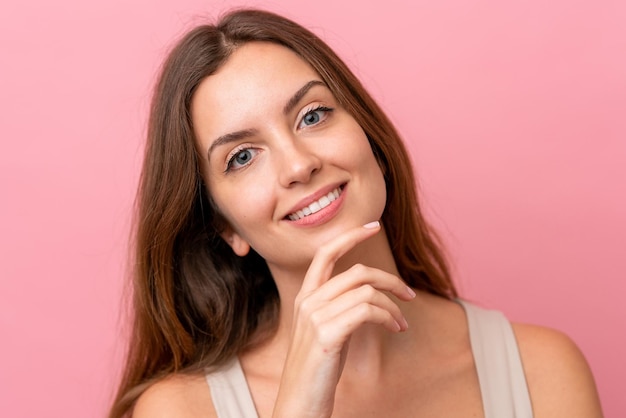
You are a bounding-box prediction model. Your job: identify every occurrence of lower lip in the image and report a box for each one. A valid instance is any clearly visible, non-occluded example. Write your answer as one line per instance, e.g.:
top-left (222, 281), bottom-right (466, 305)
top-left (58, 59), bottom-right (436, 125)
top-left (286, 185), bottom-right (347, 227)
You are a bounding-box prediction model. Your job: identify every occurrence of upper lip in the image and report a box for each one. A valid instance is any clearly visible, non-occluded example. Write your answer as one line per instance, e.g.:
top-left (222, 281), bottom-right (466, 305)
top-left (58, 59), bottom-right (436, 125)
top-left (283, 182), bottom-right (346, 219)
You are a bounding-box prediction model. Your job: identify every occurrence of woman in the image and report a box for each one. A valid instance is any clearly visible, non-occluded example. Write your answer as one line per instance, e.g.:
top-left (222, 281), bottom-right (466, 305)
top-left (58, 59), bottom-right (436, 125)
top-left (110, 9), bottom-right (602, 418)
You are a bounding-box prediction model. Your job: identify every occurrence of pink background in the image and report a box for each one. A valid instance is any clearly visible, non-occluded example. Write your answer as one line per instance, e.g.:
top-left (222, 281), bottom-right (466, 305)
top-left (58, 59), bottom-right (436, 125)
top-left (1, 0), bottom-right (624, 416)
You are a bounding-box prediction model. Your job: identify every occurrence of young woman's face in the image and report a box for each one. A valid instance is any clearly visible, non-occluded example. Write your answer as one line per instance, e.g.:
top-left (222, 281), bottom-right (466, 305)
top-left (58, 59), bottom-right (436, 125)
top-left (192, 42), bottom-right (386, 273)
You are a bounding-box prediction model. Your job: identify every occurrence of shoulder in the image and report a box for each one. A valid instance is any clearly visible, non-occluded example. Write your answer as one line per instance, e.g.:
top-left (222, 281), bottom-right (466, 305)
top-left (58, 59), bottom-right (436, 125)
top-left (133, 373), bottom-right (217, 418)
top-left (511, 323), bottom-right (603, 418)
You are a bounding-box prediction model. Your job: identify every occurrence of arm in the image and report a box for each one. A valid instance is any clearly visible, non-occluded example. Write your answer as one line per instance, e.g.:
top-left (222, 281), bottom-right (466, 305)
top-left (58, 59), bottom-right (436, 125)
top-left (513, 323), bottom-right (603, 418)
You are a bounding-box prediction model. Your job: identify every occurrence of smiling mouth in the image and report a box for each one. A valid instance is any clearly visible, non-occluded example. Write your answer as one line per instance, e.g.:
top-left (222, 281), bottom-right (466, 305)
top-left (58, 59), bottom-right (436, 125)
top-left (287, 185), bottom-right (345, 221)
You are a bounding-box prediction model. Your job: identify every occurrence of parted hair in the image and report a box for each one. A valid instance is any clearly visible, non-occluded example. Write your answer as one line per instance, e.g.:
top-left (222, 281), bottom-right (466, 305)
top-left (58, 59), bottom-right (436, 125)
top-left (109, 8), bottom-right (457, 418)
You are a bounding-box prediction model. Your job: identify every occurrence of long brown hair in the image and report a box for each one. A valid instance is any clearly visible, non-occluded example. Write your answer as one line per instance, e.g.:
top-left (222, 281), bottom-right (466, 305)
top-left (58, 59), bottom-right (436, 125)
top-left (110, 8), bottom-right (456, 418)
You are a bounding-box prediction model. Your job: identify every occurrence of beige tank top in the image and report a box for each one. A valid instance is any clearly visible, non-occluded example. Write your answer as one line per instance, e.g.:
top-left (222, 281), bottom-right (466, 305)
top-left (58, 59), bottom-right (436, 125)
top-left (205, 300), bottom-right (533, 417)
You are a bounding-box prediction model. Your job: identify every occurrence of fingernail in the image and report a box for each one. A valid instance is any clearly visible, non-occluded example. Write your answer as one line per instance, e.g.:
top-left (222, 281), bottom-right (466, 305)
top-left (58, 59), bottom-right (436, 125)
top-left (363, 221), bottom-right (380, 229)
top-left (402, 317), bottom-right (409, 330)
top-left (406, 286), bottom-right (416, 298)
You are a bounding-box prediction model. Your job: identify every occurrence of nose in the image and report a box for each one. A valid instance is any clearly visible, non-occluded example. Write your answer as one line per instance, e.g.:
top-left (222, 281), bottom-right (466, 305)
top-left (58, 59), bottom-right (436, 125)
top-left (276, 137), bottom-right (322, 187)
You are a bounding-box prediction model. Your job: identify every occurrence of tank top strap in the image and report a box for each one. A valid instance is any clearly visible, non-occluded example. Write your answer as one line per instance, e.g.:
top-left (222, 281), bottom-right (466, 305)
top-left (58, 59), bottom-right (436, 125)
top-left (206, 303), bottom-right (533, 417)
top-left (205, 357), bottom-right (259, 417)
top-left (458, 300), bottom-right (534, 418)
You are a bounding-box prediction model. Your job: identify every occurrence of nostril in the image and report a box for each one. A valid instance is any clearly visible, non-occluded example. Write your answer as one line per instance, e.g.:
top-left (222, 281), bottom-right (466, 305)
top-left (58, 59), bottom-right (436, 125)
top-left (281, 152), bottom-right (322, 186)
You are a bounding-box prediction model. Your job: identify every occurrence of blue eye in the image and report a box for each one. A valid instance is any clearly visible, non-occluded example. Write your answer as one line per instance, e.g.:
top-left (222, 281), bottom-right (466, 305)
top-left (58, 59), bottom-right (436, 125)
top-left (226, 148), bottom-right (258, 171)
top-left (234, 149), bottom-right (252, 164)
top-left (299, 106), bottom-right (333, 129)
top-left (303, 111), bottom-right (320, 125)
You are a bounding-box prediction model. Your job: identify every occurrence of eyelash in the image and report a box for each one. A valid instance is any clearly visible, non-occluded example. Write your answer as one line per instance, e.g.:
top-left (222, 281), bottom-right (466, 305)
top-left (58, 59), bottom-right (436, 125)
top-left (223, 105), bottom-right (335, 173)
top-left (225, 144), bottom-right (256, 173)
top-left (298, 105), bottom-right (334, 129)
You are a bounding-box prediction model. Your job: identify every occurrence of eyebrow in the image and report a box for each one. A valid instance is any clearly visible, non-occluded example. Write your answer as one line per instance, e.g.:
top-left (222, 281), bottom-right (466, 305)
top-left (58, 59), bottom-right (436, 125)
top-left (207, 128), bottom-right (258, 158)
top-left (282, 80), bottom-right (326, 115)
top-left (207, 79), bottom-right (326, 159)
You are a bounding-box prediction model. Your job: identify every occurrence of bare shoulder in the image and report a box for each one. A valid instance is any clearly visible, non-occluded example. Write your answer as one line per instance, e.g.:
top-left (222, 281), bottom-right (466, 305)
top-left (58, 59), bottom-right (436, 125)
top-left (512, 323), bottom-right (603, 418)
top-left (133, 373), bottom-right (216, 418)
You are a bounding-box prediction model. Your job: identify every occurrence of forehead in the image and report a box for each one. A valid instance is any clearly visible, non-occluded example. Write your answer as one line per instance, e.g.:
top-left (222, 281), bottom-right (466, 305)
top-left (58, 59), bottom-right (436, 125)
top-left (192, 42), bottom-right (321, 113)
top-left (222, 41), bottom-right (317, 76)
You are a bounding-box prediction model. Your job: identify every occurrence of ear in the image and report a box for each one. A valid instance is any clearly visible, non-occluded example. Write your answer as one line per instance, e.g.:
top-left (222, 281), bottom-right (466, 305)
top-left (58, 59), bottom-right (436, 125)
top-left (220, 225), bottom-right (250, 257)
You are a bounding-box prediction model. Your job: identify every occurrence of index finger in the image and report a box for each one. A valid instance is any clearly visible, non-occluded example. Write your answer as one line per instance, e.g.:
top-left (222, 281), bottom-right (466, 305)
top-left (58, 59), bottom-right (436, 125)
top-left (299, 221), bottom-right (381, 294)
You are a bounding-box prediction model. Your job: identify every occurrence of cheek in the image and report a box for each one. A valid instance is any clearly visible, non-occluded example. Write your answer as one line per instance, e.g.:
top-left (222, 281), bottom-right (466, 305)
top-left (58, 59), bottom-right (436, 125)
top-left (324, 123), bottom-right (370, 161)
top-left (366, 156), bottom-right (387, 212)
top-left (344, 129), bottom-right (383, 179)
top-left (210, 176), bottom-right (276, 234)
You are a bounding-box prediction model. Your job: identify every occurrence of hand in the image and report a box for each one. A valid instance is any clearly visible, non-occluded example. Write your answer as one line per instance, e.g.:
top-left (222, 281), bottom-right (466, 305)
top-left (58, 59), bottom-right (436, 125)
top-left (272, 221), bottom-right (416, 418)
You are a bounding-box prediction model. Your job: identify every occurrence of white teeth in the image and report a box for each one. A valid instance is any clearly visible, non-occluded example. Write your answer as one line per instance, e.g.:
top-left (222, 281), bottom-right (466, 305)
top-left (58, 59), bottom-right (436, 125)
top-left (288, 187), bottom-right (342, 221)
top-left (309, 201), bottom-right (321, 213)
